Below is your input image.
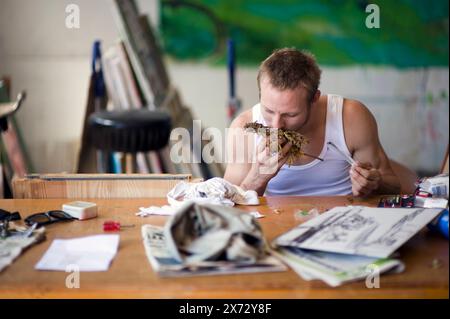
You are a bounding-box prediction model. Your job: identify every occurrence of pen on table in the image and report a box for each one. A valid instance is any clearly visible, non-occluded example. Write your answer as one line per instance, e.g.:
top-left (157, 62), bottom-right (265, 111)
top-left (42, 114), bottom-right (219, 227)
top-left (327, 142), bottom-right (356, 165)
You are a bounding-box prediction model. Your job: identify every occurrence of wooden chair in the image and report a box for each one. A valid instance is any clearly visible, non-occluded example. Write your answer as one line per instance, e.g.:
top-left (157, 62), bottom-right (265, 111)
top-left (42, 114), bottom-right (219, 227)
top-left (12, 173), bottom-right (202, 199)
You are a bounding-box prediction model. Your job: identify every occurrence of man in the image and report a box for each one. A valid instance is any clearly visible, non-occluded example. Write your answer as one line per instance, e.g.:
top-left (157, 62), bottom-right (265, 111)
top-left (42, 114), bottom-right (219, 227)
top-left (224, 48), bottom-right (401, 197)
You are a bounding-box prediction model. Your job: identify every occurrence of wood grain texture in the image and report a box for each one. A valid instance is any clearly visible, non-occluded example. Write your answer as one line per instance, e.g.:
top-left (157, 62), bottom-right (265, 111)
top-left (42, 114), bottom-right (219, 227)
top-left (0, 196), bottom-right (448, 299)
top-left (12, 174), bottom-right (200, 199)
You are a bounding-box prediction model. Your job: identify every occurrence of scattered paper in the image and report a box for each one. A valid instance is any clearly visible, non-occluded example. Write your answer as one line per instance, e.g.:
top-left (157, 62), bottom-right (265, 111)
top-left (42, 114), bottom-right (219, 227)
top-left (274, 206), bottom-right (444, 258)
top-left (167, 178), bottom-right (259, 207)
top-left (136, 205), bottom-right (176, 216)
top-left (137, 178), bottom-right (260, 217)
top-left (35, 235), bottom-right (120, 272)
top-left (249, 211), bottom-right (265, 219)
top-left (294, 208), bottom-right (320, 223)
top-left (138, 206), bottom-right (265, 219)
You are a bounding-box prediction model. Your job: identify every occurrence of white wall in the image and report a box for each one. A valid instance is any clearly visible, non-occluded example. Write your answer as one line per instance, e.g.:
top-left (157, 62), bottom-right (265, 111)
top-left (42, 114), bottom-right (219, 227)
top-left (1, 0), bottom-right (448, 174)
top-left (0, 0), bottom-right (158, 172)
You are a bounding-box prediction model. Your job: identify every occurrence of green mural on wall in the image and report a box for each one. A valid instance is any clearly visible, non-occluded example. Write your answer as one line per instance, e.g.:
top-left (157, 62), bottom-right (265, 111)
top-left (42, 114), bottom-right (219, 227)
top-left (160, 0), bottom-right (449, 67)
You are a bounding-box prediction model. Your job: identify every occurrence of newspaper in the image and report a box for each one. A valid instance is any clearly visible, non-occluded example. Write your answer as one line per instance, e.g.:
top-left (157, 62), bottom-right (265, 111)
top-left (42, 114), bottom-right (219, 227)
top-left (0, 223), bottom-right (45, 272)
top-left (274, 206), bottom-right (444, 258)
top-left (142, 224), bottom-right (286, 277)
top-left (272, 246), bottom-right (404, 287)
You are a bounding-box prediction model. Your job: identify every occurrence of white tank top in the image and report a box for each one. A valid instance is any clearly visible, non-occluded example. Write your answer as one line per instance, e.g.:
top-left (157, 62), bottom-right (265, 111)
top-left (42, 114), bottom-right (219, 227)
top-left (252, 94), bottom-right (353, 196)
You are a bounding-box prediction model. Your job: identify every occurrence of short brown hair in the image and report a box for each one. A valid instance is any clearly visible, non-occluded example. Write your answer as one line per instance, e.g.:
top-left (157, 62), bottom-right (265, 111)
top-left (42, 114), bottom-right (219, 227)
top-left (257, 48), bottom-right (321, 103)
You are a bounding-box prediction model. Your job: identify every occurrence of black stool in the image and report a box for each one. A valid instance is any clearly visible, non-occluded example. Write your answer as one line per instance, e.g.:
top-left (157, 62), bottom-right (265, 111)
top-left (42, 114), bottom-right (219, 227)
top-left (88, 109), bottom-right (171, 173)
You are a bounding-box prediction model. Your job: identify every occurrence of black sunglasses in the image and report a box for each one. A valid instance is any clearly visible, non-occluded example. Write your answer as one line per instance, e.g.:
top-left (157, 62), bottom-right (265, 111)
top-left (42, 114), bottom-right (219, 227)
top-left (0, 208), bottom-right (21, 222)
top-left (24, 210), bottom-right (76, 228)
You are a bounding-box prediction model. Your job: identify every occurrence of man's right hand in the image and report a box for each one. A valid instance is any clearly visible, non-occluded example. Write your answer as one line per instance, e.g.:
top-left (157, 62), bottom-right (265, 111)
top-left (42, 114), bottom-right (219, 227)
top-left (240, 138), bottom-right (292, 195)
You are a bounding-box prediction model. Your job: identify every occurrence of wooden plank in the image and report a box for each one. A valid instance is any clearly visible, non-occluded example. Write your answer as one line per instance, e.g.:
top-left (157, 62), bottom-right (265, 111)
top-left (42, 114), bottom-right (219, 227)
top-left (441, 144), bottom-right (449, 174)
top-left (23, 173), bottom-right (193, 180)
top-left (11, 174), bottom-right (202, 199)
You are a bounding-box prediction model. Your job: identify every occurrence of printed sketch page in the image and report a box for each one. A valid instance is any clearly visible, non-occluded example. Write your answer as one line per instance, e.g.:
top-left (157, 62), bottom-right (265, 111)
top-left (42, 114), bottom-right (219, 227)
top-left (274, 206), bottom-right (443, 258)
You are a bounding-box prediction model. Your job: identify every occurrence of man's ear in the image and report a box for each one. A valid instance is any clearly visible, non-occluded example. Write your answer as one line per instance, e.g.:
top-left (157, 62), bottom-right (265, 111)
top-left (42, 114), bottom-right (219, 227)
top-left (312, 90), bottom-right (321, 103)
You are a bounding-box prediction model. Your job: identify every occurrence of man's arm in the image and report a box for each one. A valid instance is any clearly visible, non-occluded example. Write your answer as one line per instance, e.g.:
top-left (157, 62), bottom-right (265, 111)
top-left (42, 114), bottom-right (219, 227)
top-left (344, 100), bottom-right (401, 196)
top-left (224, 111), bottom-right (291, 195)
top-left (223, 112), bottom-right (254, 188)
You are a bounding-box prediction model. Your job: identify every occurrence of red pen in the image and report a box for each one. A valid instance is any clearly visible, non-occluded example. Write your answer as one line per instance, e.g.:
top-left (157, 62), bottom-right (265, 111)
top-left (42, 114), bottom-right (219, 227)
top-left (103, 221), bottom-right (135, 231)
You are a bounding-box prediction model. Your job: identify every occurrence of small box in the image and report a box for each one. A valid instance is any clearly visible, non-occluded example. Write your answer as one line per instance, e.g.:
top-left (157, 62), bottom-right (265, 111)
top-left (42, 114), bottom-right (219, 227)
top-left (62, 201), bottom-right (98, 220)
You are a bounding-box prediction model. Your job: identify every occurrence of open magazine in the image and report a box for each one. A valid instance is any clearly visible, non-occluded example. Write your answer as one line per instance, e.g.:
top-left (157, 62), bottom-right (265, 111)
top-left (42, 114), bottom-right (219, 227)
top-left (142, 225), bottom-right (286, 277)
top-left (274, 206), bottom-right (444, 258)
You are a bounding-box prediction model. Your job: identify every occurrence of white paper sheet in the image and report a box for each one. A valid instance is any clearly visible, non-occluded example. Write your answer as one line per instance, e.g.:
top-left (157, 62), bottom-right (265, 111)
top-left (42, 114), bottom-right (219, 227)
top-left (35, 234), bottom-right (120, 271)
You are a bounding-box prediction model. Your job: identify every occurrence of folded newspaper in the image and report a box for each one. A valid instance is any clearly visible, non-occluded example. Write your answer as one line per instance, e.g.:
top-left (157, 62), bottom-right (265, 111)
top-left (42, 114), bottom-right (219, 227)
top-left (142, 225), bottom-right (286, 277)
top-left (0, 222), bottom-right (45, 272)
top-left (140, 202), bottom-right (285, 277)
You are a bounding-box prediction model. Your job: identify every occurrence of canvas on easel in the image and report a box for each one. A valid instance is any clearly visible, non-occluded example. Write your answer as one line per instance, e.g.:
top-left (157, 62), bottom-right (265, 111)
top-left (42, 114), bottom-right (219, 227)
top-left (76, 41), bottom-right (108, 173)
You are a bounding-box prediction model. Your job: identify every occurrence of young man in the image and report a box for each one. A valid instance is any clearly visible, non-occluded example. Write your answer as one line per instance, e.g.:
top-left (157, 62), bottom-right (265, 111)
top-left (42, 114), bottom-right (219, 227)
top-left (224, 48), bottom-right (401, 197)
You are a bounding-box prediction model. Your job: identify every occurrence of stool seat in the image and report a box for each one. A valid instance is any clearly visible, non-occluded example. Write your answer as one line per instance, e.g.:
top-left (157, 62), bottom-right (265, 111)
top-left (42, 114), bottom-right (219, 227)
top-left (88, 109), bottom-right (171, 153)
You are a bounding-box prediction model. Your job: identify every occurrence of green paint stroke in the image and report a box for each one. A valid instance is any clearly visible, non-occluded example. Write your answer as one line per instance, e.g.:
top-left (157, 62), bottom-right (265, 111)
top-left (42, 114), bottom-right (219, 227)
top-left (160, 0), bottom-right (449, 67)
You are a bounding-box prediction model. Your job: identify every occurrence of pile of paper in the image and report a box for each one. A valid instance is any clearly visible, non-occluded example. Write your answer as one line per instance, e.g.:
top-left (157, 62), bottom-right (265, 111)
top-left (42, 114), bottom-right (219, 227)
top-left (415, 174), bottom-right (449, 208)
top-left (417, 174), bottom-right (449, 197)
top-left (272, 206), bottom-right (444, 286)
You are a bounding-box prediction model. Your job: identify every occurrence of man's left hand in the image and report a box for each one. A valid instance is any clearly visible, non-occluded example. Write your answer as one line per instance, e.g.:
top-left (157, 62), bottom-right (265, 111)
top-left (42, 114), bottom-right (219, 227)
top-left (350, 162), bottom-right (381, 197)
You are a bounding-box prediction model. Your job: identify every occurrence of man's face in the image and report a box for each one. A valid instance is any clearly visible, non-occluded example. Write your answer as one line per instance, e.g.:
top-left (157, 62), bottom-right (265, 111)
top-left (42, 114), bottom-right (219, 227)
top-left (260, 77), bottom-right (312, 131)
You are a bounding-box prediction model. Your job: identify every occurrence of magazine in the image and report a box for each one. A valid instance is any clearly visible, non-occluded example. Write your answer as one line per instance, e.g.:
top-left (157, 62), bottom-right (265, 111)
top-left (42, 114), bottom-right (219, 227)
top-left (272, 246), bottom-right (404, 287)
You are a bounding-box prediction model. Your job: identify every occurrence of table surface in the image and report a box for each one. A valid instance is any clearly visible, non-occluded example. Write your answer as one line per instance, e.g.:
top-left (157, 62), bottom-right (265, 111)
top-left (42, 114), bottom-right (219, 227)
top-left (0, 196), bottom-right (448, 299)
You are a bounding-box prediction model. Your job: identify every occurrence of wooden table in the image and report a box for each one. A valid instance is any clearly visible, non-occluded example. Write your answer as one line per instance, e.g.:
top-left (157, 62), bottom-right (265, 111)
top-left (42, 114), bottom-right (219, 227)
top-left (0, 197), bottom-right (448, 299)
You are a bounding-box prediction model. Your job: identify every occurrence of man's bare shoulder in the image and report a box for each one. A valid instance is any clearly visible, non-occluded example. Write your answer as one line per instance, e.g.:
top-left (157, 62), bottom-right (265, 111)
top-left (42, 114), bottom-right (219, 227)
top-left (342, 98), bottom-right (379, 151)
top-left (343, 98), bottom-right (377, 127)
top-left (229, 109), bottom-right (253, 129)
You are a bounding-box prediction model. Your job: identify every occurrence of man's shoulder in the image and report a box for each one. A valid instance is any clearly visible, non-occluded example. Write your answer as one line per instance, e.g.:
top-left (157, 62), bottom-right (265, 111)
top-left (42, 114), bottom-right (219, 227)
top-left (342, 98), bottom-right (376, 125)
top-left (342, 98), bottom-right (379, 151)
